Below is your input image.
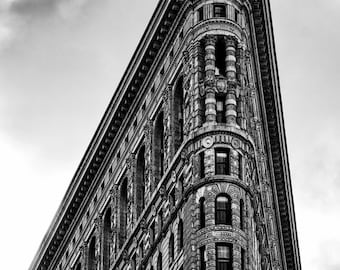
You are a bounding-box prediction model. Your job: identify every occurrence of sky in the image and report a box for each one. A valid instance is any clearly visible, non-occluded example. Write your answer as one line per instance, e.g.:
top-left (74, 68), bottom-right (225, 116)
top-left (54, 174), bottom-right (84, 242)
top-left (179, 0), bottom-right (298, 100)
top-left (0, 0), bottom-right (339, 269)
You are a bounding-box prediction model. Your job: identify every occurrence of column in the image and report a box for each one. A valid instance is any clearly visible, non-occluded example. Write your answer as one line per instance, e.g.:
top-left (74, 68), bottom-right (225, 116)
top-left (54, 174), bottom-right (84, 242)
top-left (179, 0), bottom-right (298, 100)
top-left (94, 216), bottom-right (102, 270)
top-left (163, 85), bottom-right (172, 170)
top-left (126, 153), bottom-right (136, 234)
top-left (204, 35), bottom-right (217, 123)
top-left (192, 40), bottom-right (205, 128)
top-left (143, 120), bottom-right (153, 200)
top-left (225, 36), bottom-right (237, 126)
top-left (81, 241), bottom-right (89, 270)
top-left (236, 42), bottom-right (247, 129)
top-left (110, 184), bottom-right (119, 263)
top-left (109, 187), bottom-right (117, 263)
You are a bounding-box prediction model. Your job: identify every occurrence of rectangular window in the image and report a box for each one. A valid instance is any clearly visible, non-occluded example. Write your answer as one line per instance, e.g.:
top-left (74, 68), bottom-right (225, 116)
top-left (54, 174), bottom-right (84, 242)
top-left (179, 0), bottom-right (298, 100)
top-left (215, 148), bottom-right (230, 175)
top-left (216, 97), bottom-right (226, 123)
top-left (198, 7), bottom-right (204, 21)
top-left (241, 249), bottom-right (245, 270)
top-left (238, 154), bottom-right (243, 180)
top-left (200, 151), bottom-right (205, 178)
top-left (170, 189), bottom-right (176, 209)
top-left (235, 9), bottom-right (240, 23)
top-left (200, 246), bottom-right (206, 270)
top-left (214, 4), bottom-right (226, 18)
top-left (150, 222), bottom-right (155, 245)
top-left (216, 244), bottom-right (232, 270)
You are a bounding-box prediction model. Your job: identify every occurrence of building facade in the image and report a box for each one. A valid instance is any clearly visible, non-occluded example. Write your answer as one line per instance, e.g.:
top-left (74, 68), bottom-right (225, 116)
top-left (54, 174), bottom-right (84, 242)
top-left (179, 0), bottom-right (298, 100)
top-left (29, 1), bottom-right (301, 270)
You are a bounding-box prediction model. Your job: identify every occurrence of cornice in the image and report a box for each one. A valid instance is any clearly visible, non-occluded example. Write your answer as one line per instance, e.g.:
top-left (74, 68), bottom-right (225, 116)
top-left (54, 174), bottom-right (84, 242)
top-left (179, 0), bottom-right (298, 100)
top-left (251, 0), bottom-right (301, 269)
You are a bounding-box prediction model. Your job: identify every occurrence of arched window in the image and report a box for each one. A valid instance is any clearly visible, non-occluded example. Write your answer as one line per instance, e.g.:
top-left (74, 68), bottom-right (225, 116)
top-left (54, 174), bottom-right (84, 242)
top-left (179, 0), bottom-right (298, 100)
top-left (199, 197), bottom-right (205, 229)
top-left (216, 243), bottom-right (232, 270)
top-left (154, 112), bottom-right (164, 184)
top-left (178, 219), bottom-right (184, 250)
top-left (136, 146), bottom-right (146, 217)
top-left (157, 252), bottom-right (163, 270)
top-left (215, 194), bottom-right (232, 225)
top-left (103, 208), bottom-right (111, 270)
top-left (88, 237), bottom-right (96, 270)
top-left (169, 232), bottom-right (175, 263)
top-left (119, 178), bottom-right (128, 247)
top-left (240, 199), bottom-right (244, 230)
top-left (174, 76), bottom-right (184, 152)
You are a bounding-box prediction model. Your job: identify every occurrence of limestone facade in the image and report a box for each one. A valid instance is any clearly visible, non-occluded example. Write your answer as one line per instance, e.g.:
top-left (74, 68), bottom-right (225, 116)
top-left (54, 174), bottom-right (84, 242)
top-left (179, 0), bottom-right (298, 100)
top-left (29, 1), bottom-right (301, 270)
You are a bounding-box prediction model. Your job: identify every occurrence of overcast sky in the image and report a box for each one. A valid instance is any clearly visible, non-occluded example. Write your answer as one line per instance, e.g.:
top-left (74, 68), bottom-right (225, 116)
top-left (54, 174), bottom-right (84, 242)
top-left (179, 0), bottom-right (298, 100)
top-left (0, 0), bottom-right (339, 269)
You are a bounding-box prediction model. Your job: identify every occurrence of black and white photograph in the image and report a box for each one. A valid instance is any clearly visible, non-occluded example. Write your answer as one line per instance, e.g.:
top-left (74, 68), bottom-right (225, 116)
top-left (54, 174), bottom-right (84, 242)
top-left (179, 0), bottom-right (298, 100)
top-left (0, 0), bottom-right (339, 270)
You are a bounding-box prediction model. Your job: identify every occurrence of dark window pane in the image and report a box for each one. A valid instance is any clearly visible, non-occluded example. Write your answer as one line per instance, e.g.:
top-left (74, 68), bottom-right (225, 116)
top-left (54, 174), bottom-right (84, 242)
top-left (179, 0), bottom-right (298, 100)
top-left (214, 5), bottom-right (226, 17)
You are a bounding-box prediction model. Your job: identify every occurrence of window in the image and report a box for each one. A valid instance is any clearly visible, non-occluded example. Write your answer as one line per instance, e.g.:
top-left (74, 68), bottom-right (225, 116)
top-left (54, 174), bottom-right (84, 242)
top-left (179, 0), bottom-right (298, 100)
top-left (215, 195), bottom-right (232, 225)
top-left (216, 97), bottom-right (226, 123)
top-left (178, 219), bottom-right (184, 250)
top-left (198, 7), bottom-right (204, 21)
top-left (200, 246), bottom-right (206, 270)
top-left (235, 9), bottom-right (240, 23)
top-left (157, 253), bottom-right (163, 270)
top-left (215, 149), bottom-right (230, 175)
top-left (103, 208), bottom-right (111, 270)
top-left (179, 175), bottom-right (184, 198)
top-left (174, 76), bottom-right (184, 152)
top-left (139, 241), bottom-right (144, 261)
top-left (158, 210), bottom-right (163, 234)
top-left (169, 233), bottom-right (175, 263)
top-left (216, 244), bottom-right (232, 270)
top-left (154, 112), bottom-right (165, 184)
top-left (136, 146), bottom-right (146, 217)
top-left (199, 197), bottom-right (205, 229)
top-left (88, 237), bottom-right (96, 270)
top-left (131, 254), bottom-right (136, 270)
top-left (216, 38), bottom-right (226, 76)
top-left (238, 154), bottom-right (243, 180)
top-left (240, 199), bottom-right (244, 230)
top-left (199, 151), bottom-right (205, 178)
top-left (214, 4), bottom-right (226, 17)
top-left (119, 178), bottom-right (128, 247)
top-left (241, 248), bottom-right (245, 270)
top-left (170, 189), bottom-right (176, 209)
top-left (150, 222), bottom-right (156, 245)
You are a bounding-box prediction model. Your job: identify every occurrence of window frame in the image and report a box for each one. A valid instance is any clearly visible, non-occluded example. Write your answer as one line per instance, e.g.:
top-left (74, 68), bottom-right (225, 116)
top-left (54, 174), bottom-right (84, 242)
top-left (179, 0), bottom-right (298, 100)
top-left (216, 243), bottom-right (233, 270)
top-left (215, 148), bottom-right (230, 175)
top-left (215, 194), bottom-right (232, 225)
top-left (213, 4), bottom-right (226, 18)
